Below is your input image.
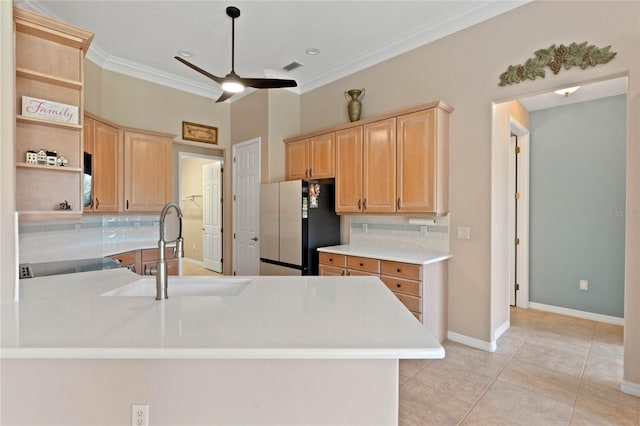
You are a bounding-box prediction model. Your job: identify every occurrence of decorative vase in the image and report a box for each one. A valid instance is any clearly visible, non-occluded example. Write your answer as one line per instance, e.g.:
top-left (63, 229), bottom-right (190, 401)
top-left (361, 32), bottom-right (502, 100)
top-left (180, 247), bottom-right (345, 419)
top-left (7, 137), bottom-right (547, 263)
top-left (345, 89), bottom-right (365, 122)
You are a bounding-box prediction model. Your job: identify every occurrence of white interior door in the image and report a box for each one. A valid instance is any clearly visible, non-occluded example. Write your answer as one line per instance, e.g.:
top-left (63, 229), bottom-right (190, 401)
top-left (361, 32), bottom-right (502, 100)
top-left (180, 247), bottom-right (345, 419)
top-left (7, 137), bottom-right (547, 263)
top-left (233, 138), bottom-right (260, 275)
top-left (203, 161), bottom-right (222, 273)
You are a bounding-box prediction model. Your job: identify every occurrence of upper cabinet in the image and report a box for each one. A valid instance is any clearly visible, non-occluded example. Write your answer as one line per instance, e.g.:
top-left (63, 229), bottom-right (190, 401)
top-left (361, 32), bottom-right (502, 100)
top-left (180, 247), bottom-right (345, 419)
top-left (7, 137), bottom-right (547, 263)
top-left (397, 109), bottom-right (449, 214)
top-left (13, 7), bottom-right (93, 220)
top-left (123, 130), bottom-right (173, 212)
top-left (289, 101), bottom-right (452, 215)
top-left (284, 132), bottom-right (335, 180)
top-left (84, 114), bottom-right (122, 213)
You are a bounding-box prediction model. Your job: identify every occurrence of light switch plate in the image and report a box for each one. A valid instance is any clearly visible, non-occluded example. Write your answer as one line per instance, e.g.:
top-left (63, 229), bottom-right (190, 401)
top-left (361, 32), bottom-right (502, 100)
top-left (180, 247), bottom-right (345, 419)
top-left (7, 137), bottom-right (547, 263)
top-left (457, 226), bottom-right (471, 240)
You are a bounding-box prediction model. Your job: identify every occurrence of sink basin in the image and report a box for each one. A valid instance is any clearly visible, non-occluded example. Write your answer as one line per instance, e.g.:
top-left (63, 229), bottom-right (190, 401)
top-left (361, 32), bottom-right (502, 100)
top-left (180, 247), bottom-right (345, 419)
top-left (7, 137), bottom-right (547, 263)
top-left (101, 276), bottom-right (251, 297)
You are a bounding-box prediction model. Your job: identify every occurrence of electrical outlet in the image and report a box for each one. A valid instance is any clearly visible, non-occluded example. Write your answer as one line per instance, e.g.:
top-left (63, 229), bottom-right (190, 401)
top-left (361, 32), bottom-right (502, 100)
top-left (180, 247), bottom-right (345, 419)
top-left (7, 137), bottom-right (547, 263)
top-left (580, 280), bottom-right (589, 291)
top-left (457, 226), bottom-right (471, 240)
top-left (131, 405), bottom-right (149, 426)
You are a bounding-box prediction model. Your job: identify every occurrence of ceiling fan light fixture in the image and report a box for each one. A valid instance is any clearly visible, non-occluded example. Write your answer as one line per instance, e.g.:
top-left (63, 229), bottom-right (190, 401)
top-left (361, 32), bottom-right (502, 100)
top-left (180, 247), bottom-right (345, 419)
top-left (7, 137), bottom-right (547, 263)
top-left (554, 86), bottom-right (580, 97)
top-left (221, 80), bottom-right (245, 93)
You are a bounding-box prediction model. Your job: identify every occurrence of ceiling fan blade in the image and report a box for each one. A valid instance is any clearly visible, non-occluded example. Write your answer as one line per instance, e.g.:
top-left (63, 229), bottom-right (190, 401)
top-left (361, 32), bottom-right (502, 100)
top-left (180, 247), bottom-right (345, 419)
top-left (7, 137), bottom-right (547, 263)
top-left (240, 77), bottom-right (298, 89)
top-left (215, 91), bottom-right (234, 103)
top-left (175, 56), bottom-right (224, 84)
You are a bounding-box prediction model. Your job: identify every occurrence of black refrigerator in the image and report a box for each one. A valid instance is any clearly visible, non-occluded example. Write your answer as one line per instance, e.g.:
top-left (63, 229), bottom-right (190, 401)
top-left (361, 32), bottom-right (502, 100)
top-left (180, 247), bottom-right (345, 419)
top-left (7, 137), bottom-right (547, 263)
top-left (260, 180), bottom-right (341, 275)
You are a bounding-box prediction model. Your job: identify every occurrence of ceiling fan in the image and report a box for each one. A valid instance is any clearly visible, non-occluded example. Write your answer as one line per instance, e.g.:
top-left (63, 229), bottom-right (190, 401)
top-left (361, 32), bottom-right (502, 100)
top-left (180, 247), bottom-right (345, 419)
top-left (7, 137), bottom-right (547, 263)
top-left (175, 6), bottom-right (298, 103)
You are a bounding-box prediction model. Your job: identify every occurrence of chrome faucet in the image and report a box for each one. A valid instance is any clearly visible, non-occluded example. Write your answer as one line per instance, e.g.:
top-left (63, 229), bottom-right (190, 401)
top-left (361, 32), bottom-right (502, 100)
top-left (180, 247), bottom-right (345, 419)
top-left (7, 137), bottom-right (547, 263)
top-left (149, 202), bottom-right (184, 300)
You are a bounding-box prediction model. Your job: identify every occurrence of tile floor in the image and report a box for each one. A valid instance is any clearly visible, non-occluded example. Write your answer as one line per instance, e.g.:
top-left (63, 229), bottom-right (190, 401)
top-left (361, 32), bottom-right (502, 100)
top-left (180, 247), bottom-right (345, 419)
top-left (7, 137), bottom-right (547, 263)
top-left (181, 259), bottom-right (222, 276)
top-left (399, 307), bottom-right (640, 425)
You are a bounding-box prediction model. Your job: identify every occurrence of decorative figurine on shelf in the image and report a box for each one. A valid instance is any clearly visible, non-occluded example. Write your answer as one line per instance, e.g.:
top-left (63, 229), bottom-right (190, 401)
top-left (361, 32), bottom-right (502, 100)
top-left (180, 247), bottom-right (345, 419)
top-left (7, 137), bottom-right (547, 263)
top-left (59, 200), bottom-right (71, 210)
top-left (46, 150), bottom-right (57, 166)
top-left (36, 149), bottom-right (47, 165)
top-left (56, 156), bottom-right (68, 167)
top-left (26, 150), bottom-right (38, 164)
top-left (344, 88), bottom-right (365, 122)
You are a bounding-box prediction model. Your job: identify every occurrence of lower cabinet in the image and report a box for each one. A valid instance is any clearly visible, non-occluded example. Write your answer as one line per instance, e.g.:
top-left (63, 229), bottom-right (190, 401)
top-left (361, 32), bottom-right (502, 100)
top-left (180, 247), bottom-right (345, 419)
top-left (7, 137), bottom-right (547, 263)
top-left (318, 252), bottom-right (447, 342)
top-left (109, 248), bottom-right (178, 276)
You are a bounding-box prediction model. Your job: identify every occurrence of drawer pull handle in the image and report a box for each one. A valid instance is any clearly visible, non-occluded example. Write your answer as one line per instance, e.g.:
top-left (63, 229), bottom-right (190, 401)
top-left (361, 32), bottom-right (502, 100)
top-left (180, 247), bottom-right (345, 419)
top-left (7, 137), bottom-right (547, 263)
top-left (329, 258), bottom-right (333, 262)
top-left (359, 262), bottom-right (364, 267)
top-left (341, 270), bottom-right (345, 276)
top-left (397, 268), bottom-right (401, 273)
top-left (396, 283), bottom-right (401, 288)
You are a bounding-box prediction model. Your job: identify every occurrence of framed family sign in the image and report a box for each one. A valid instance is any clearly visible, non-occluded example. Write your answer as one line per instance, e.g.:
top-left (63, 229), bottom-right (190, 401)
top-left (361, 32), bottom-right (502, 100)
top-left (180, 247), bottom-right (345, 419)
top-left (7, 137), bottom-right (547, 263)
top-left (182, 121), bottom-right (218, 144)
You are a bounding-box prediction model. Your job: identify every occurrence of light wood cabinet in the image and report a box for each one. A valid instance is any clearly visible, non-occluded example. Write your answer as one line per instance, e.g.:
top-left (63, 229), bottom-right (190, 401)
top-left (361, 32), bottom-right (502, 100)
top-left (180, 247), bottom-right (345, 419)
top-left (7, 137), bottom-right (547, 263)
top-left (397, 108), bottom-right (449, 214)
top-left (288, 101), bottom-right (452, 215)
top-left (83, 115), bottom-right (122, 213)
top-left (13, 7), bottom-right (93, 221)
top-left (318, 252), bottom-right (448, 342)
top-left (363, 118), bottom-right (396, 212)
top-left (123, 130), bottom-right (173, 212)
top-left (108, 248), bottom-right (178, 276)
top-left (335, 127), bottom-right (363, 212)
top-left (284, 132), bottom-right (335, 180)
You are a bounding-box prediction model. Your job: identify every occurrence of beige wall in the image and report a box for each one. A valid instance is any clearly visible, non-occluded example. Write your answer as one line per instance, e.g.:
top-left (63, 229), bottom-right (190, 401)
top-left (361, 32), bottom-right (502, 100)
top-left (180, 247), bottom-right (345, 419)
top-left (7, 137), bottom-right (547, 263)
top-left (0, 2), bottom-right (16, 304)
top-left (298, 1), bottom-right (639, 386)
top-left (268, 89), bottom-right (300, 182)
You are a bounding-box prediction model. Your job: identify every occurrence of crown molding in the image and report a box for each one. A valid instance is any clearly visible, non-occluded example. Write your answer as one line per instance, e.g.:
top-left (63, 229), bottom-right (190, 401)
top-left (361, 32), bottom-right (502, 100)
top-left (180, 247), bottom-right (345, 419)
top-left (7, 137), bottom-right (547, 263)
top-left (16, 0), bottom-right (529, 100)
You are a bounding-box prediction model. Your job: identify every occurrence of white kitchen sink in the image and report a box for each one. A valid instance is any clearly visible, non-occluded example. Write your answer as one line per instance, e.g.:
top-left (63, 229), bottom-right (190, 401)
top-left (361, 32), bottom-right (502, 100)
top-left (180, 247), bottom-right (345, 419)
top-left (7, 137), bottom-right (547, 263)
top-left (101, 276), bottom-right (251, 297)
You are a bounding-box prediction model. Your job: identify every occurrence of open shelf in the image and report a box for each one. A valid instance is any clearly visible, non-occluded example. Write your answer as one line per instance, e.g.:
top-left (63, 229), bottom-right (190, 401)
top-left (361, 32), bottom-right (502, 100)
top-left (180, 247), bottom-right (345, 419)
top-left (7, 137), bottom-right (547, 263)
top-left (16, 162), bottom-right (82, 173)
top-left (16, 114), bottom-right (82, 130)
top-left (16, 67), bottom-right (83, 89)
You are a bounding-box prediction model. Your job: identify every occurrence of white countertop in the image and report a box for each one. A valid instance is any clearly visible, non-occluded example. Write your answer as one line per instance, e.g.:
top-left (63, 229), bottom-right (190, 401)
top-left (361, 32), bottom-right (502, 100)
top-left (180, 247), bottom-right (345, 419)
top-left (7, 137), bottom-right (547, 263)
top-left (1, 269), bottom-right (444, 360)
top-left (317, 244), bottom-right (452, 265)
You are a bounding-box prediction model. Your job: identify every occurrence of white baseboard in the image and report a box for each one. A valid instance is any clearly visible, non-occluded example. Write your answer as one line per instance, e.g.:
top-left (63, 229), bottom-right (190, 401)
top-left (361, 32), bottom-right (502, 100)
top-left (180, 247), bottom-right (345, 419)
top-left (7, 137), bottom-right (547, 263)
top-left (494, 320), bottom-right (510, 340)
top-left (621, 380), bottom-right (640, 397)
top-left (183, 258), bottom-right (204, 266)
top-left (528, 302), bottom-right (624, 326)
top-left (448, 331), bottom-right (496, 353)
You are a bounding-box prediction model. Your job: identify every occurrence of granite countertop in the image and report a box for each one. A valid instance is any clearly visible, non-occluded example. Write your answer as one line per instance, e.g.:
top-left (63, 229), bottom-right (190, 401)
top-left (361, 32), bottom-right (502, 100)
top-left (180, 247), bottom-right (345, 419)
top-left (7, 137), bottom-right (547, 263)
top-left (1, 269), bottom-right (444, 360)
top-left (317, 244), bottom-right (452, 265)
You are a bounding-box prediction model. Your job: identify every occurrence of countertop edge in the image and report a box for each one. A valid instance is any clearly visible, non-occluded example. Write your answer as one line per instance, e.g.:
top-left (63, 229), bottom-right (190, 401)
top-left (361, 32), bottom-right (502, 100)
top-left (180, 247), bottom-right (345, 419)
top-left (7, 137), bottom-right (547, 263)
top-left (1, 347), bottom-right (445, 360)
top-left (317, 245), bottom-right (452, 265)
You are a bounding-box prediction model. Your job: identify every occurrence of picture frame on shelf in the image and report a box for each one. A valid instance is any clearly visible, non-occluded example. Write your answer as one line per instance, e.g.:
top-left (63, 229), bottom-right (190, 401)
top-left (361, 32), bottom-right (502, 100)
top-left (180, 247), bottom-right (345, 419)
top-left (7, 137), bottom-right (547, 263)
top-left (182, 121), bottom-right (218, 144)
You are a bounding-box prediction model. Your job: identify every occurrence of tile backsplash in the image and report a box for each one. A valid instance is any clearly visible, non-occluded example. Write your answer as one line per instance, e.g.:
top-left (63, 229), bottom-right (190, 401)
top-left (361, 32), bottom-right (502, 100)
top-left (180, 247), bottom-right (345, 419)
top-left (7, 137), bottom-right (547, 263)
top-left (349, 215), bottom-right (449, 253)
top-left (19, 215), bottom-right (162, 263)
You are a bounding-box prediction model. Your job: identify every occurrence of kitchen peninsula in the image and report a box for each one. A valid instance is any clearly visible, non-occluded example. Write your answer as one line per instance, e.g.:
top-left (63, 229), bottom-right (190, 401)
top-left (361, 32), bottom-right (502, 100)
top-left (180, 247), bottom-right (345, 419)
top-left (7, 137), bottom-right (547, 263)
top-left (1, 268), bottom-right (443, 425)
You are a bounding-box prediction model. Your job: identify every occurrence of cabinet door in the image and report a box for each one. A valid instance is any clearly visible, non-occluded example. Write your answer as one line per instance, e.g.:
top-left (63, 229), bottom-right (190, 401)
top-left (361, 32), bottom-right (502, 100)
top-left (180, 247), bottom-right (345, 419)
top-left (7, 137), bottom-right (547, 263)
top-left (335, 127), bottom-right (363, 213)
top-left (285, 139), bottom-right (309, 180)
top-left (93, 120), bottom-right (121, 212)
top-left (309, 133), bottom-right (335, 179)
top-left (363, 118), bottom-right (396, 212)
top-left (123, 131), bottom-right (172, 212)
top-left (397, 109), bottom-right (437, 213)
top-left (83, 117), bottom-right (94, 213)
top-left (319, 265), bottom-right (346, 276)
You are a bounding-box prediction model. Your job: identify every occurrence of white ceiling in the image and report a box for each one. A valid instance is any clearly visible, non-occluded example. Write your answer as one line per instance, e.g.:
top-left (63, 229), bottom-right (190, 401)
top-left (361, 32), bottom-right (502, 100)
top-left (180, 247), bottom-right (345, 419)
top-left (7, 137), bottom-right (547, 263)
top-left (518, 77), bottom-right (627, 112)
top-left (16, 0), bottom-right (529, 102)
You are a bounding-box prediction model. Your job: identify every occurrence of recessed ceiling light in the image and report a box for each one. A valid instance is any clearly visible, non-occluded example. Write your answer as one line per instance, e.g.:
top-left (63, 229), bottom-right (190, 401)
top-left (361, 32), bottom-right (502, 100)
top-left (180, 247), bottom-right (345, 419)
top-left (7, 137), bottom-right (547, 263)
top-left (554, 86), bottom-right (580, 97)
top-left (305, 48), bottom-right (320, 56)
top-left (178, 50), bottom-right (193, 58)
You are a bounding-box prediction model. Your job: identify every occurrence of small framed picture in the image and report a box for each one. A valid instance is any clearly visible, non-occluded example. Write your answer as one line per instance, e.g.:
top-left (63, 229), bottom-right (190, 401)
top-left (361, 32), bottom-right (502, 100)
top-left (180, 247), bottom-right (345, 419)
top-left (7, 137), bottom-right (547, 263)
top-left (182, 121), bottom-right (218, 144)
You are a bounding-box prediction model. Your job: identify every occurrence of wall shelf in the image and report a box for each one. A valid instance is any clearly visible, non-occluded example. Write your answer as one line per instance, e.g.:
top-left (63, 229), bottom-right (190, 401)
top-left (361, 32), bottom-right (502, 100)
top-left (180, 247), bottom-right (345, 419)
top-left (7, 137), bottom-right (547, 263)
top-left (17, 114), bottom-right (82, 130)
top-left (16, 67), bottom-right (83, 89)
top-left (17, 162), bottom-right (82, 173)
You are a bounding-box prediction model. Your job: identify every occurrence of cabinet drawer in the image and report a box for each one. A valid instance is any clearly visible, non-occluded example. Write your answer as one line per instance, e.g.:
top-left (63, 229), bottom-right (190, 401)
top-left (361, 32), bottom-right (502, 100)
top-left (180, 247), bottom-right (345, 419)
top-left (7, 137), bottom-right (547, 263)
top-left (394, 292), bottom-right (421, 313)
top-left (319, 265), bottom-right (346, 276)
top-left (319, 252), bottom-right (346, 268)
top-left (381, 261), bottom-right (420, 280)
top-left (347, 256), bottom-right (380, 273)
top-left (381, 275), bottom-right (421, 297)
top-left (141, 247), bottom-right (174, 262)
top-left (347, 269), bottom-right (378, 277)
top-left (109, 250), bottom-right (138, 267)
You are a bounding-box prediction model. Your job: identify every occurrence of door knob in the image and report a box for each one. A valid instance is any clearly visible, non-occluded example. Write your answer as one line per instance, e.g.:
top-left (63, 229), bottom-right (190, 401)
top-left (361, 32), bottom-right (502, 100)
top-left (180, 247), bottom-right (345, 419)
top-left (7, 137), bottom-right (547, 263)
top-left (251, 237), bottom-right (259, 241)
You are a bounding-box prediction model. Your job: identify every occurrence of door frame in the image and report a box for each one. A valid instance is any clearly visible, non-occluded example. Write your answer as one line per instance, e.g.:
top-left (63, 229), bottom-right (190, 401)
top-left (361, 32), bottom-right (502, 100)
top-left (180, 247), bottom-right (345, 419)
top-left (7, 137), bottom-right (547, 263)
top-left (178, 151), bottom-right (224, 272)
top-left (508, 118), bottom-right (530, 309)
top-left (232, 138), bottom-right (261, 275)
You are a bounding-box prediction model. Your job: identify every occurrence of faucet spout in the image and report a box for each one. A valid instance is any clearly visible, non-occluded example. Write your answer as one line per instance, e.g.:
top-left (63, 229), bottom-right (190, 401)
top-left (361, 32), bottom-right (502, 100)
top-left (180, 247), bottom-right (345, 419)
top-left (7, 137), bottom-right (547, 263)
top-left (155, 202), bottom-right (184, 300)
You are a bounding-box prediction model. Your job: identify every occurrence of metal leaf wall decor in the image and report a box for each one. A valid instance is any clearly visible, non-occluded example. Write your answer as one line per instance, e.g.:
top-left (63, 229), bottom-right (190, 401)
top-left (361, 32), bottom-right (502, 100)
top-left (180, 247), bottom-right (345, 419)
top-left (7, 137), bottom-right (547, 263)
top-left (499, 42), bottom-right (617, 86)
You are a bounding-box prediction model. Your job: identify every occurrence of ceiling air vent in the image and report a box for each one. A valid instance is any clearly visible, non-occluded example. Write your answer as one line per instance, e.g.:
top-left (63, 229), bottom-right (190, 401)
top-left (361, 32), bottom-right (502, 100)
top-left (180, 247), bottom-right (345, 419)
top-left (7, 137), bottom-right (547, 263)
top-left (282, 61), bottom-right (303, 72)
